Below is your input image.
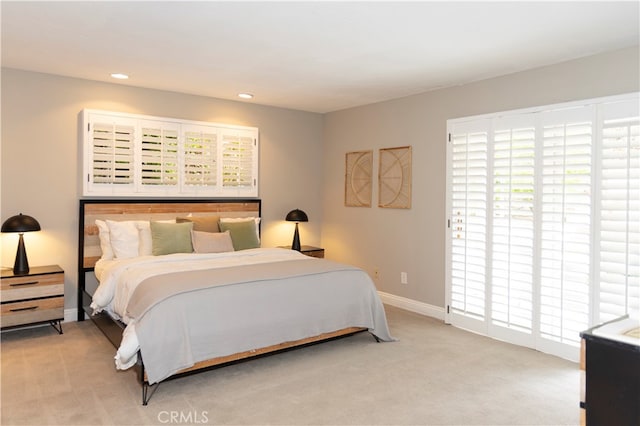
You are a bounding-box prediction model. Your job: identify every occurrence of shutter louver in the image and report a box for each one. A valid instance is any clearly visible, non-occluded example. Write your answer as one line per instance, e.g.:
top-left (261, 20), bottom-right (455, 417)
top-left (140, 126), bottom-right (179, 186)
top-left (450, 129), bottom-right (488, 321)
top-left (598, 102), bottom-right (640, 322)
top-left (184, 130), bottom-right (217, 186)
top-left (222, 134), bottom-right (254, 188)
top-left (91, 123), bottom-right (134, 185)
top-left (491, 126), bottom-right (535, 333)
top-left (539, 114), bottom-right (593, 346)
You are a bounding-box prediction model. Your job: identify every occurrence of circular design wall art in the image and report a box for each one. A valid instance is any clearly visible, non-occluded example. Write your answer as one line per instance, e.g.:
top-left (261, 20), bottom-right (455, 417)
top-left (378, 146), bottom-right (412, 209)
top-left (345, 150), bottom-right (373, 207)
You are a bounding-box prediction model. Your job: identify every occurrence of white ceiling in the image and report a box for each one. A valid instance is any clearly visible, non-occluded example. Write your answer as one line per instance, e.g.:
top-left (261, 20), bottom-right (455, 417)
top-left (2, 1), bottom-right (638, 113)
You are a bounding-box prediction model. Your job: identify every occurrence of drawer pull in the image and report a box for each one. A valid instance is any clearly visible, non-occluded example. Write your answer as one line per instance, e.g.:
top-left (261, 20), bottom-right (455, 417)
top-left (9, 306), bottom-right (38, 312)
top-left (9, 281), bottom-right (39, 287)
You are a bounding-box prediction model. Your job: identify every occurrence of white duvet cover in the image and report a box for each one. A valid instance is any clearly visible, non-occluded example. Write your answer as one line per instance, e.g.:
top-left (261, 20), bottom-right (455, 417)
top-left (92, 248), bottom-right (306, 323)
top-left (91, 248), bottom-right (393, 383)
top-left (92, 248), bottom-right (310, 370)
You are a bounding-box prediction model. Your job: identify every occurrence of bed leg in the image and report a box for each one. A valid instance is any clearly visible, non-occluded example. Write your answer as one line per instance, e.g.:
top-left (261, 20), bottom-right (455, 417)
top-left (370, 333), bottom-right (381, 343)
top-left (139, 357), bottom-right (159, 405)
top-left (142, 381), bottom-right (159, 406)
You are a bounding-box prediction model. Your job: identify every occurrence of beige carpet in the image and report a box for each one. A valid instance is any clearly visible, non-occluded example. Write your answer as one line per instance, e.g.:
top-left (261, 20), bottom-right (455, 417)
top-left (1, 306), bottom-right (580, 425)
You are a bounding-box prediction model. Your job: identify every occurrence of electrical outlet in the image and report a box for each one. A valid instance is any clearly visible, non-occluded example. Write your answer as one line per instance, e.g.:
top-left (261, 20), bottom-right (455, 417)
top-left (401, 272), bottom-right (408, 284)
top-left (374, 268), bottom-right (379, 279)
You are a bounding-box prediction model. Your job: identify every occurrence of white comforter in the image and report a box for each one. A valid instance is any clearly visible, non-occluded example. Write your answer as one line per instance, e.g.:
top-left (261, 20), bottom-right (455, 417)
top-left (91, 248), bottom-right (393, 382)
top-left (92, 248), bottom-right (313, 371)
top-left (92, 248), bottom-right (307, 323)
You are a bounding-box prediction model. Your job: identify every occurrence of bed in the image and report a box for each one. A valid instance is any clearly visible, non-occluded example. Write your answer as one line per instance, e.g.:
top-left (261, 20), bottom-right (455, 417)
top-left (77, 199), bottom-right (393, 404)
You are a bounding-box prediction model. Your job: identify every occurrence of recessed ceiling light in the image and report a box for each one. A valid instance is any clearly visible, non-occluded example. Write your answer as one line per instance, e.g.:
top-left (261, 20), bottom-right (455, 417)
top-left (111, 73), bottom-right (129, 80)
top-left (238, 93), bottom-right (253, 99)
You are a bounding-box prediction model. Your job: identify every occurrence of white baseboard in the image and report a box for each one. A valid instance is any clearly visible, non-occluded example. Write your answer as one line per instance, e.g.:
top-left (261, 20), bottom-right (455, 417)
top-left (378, 291), bottom-right (445, 321)
top-left (64, 308), bottom-right (78, 323)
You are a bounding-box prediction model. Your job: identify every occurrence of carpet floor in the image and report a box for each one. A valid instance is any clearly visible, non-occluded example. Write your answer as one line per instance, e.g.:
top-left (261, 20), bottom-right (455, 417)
top-left (1, 306), bottom-right (580, 425)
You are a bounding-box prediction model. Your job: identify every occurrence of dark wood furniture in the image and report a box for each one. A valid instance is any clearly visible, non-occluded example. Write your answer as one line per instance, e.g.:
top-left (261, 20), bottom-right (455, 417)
top-left (1, 265), bottom-right (64, 334)
top-left (300, 246), bottom-right (324, 258)
top-left (278, 245), bottom-right (324, 258)
top-left (580, 316), bottom-right (640, 425)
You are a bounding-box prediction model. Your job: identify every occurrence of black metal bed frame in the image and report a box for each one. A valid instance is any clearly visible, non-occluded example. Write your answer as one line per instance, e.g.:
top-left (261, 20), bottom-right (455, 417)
top-left (77, 198), bottom-right (262, 404)
top-left (77, 198), bottom-right (374, 405)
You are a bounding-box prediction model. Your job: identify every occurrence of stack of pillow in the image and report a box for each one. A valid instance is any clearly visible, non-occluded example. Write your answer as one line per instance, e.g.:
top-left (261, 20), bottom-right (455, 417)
top-left (95, 216), bottom-right (260, 260)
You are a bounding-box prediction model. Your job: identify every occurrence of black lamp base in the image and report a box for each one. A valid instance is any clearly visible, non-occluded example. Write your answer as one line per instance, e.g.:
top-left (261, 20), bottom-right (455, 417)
top-left (291, 223), bottom-right (301, 251)
top-left (13, 233), bottom-right (30, 275)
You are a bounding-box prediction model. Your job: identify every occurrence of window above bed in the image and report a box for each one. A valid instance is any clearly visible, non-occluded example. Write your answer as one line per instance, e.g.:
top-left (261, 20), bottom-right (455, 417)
top-left (81, 109), bottom-right (259, 197)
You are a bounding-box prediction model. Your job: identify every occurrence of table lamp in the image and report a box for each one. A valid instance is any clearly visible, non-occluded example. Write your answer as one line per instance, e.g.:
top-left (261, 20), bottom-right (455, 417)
top-left (285, 209), bottom-right (308, 251)
top-left (1, 213), bottom-right (41, 274)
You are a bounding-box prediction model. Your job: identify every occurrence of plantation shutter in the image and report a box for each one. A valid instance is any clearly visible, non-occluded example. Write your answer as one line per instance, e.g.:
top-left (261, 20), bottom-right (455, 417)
top-left (598, 99), bottom-right (640, 323)
top-left (140, 122), bottom-right (179, 187)
top-left (184, 128), bottom-right (217, 187)
top-left (448, 120), bottom-right (489, 332)
top-left (82, 109), bottom-right (259, 197)
top-left (538, 106), bottom-right (594, 347)
top-left (490, 116), bottom-right (536, 342)
top-left (88, 119), bottom-right (135, 190)
top-left (221, 132), bottom-right (256, 189)
top-left (446, 93), bottom-right (639, 361)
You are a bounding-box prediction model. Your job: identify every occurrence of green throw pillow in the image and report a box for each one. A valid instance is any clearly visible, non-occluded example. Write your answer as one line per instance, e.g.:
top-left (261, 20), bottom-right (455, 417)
top-left (150, 221), bottom-right (194, 255)
top-left (219, 220), bottom-right (260, 251)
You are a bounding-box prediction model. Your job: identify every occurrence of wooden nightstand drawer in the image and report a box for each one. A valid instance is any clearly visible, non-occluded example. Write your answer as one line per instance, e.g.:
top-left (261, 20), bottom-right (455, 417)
top-left (1, 265), bottom-right (65, 333)
top-left (1, 296), bottom-right (64, 328)
top-left (302, 248), bottom-right (325, 258)
top-left (1, 272), bottom-right (64, 302)
top-left (277, 245), bottom-right (325, 258)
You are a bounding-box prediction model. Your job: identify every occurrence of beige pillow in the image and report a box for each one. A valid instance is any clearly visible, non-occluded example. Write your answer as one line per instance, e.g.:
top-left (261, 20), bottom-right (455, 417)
top-left (176, 216), bottom-right (221, 233)
top-left (191, 230), bottom-right (234, 253)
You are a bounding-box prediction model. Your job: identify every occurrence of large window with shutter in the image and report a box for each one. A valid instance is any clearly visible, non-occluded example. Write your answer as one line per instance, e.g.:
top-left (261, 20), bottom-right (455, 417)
top-left (82, 110), bottom-right (258, 197)
top-left (446, 93), bottom-right (639, 361)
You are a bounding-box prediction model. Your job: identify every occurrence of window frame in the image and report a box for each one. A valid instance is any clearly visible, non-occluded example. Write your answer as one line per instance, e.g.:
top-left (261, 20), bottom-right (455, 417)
top-left (82, 109), bottom-right (259, 198)
top-left (445, 92), bottom-right (639, 361)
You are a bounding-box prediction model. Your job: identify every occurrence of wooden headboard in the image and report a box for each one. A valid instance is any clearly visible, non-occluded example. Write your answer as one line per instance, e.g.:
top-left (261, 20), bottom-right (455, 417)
top-left (77, 198), bottom-right (261, 321)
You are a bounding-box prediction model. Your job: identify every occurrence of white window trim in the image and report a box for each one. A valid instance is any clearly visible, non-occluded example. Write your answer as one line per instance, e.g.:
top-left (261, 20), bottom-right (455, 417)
top-left (82, 109), bottom-right (259, 198)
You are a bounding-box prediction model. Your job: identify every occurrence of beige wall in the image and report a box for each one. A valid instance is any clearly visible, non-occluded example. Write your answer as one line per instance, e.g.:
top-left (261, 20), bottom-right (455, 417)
top-left (322, 46), bottom-right (640, 309)
top-left (1, 69), bottom-right (324, 312)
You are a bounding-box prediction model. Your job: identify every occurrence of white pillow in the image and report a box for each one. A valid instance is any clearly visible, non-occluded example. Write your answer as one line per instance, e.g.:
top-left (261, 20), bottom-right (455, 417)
top-left (137, 221), bottom-right (153, 256)
top-left (219, 217), bottom-right (261, 240)
top-left (106, 220), bottom-right (140, 259)
top-left (95, 219), bottom-right (168, 259)
top-left (191, 230), bottom-right (234, 253)
top-left (95, 220), bottom-right (114, 260)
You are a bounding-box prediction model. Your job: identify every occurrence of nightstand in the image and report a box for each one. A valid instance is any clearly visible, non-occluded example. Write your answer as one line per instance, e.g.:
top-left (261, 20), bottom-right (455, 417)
top-left (1, 265), bottom-right (64, 334)
top-left (279, 245), bottom-right (325, 258)
top-left (300, 246), bottom-right (324, 258)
